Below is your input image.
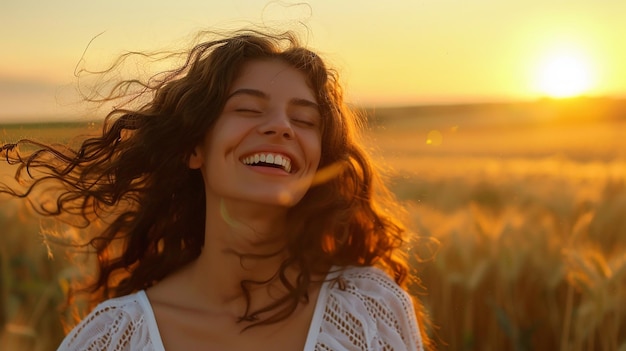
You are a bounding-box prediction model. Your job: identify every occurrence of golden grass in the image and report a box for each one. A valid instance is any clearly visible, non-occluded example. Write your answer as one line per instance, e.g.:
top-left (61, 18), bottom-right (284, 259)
top-left (366, 100), bottom-right (626, 350)
top-left (1, 98), bottom-right (626, 350)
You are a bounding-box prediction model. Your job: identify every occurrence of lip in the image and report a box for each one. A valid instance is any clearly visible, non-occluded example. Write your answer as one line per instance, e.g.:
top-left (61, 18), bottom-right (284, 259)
top-left (239, 147), bottom-right (299, 173)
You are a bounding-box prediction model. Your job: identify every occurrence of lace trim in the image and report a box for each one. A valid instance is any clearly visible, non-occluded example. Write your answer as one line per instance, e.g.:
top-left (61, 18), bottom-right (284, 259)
top-left (59, 266), bottom-right (422, 351)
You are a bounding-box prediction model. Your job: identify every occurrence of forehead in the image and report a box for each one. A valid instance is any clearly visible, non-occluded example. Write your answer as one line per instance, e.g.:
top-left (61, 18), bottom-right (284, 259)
top-left (230, 59), bottom-right (317, 102)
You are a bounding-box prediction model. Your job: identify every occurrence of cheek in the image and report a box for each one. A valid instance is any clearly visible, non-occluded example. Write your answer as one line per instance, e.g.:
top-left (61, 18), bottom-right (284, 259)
top-left (206, 119), bottom-right (248, 156)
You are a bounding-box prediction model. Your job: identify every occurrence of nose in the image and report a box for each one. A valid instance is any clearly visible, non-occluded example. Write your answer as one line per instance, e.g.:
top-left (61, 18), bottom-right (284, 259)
top-left (258, 111), bottom-right (294, 140)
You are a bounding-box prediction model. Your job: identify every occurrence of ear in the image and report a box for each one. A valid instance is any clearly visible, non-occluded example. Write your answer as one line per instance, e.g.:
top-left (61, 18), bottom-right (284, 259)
top-left (188, 145), bottom-right (204, 169)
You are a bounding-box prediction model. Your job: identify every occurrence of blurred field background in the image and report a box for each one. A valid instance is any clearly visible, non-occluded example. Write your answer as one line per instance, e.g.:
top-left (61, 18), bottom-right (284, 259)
top-left (1, 97), bottom-right (626, 350)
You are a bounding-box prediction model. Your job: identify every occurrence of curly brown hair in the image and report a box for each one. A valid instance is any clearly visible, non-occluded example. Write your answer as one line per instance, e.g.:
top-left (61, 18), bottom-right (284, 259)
top-left (1, 29), bottom-right (430, 344)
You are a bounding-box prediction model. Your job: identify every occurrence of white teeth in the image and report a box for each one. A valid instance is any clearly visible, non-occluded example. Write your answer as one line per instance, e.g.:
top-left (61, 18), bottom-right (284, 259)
top-left (241, 153), bottom-right (293, 173)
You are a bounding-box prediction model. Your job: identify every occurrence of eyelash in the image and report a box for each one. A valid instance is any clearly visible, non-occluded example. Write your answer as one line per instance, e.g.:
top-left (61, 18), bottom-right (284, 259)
top-left (236, 108), bottom-right (261, 114)
top-left (234, 108), bottom-right (318, 127)
top-left (292, 118), bottom-right (316, 127)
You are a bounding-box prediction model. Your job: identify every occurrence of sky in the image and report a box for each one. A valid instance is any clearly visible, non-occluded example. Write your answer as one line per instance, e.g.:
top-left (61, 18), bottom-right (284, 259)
top-left (1, 0), bottom-right (626, 122)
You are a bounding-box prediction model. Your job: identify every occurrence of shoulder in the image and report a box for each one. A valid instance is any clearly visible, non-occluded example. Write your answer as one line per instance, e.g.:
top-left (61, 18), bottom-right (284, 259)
top-left (330, 266), bottom-right (416, 315)
top-left (334, 265), bottom-right (409, 297)
top-left (58, 291), bottom-right (156, 351)
top-left (316, 265), bottom-right (423, 350)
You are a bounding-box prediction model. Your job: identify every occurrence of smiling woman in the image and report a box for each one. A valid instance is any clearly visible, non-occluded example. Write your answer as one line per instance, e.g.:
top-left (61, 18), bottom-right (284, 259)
top-left (0, 29), bottom-right (430, 350)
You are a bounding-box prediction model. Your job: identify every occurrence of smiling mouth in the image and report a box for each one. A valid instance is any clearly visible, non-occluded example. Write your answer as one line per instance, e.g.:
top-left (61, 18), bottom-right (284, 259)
top-left (241, 152), bottom-right (293, 173)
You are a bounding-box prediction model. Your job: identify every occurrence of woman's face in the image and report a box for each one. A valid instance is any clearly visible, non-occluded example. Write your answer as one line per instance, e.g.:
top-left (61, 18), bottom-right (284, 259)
top-left (190, 59), bottom-right (322, 209)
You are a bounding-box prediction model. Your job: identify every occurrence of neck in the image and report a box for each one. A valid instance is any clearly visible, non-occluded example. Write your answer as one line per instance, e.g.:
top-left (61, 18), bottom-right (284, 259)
top-left (188, 196), bottom-right (292, 314)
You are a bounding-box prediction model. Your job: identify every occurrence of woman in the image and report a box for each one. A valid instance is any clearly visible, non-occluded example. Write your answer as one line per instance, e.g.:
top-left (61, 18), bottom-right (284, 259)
top-left (1, 29), bottom-right (429, 350)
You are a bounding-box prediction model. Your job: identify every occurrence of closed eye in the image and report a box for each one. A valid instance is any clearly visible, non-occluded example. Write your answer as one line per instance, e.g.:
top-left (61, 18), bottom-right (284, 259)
top-left (292, 118), bottom-right (317, 127)
top-left (235, 108), bottom-right (262, 114)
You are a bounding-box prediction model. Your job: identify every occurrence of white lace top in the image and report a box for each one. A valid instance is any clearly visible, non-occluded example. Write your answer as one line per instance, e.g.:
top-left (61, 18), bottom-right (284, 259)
top-left (58, 266), bottom-right (423, 350)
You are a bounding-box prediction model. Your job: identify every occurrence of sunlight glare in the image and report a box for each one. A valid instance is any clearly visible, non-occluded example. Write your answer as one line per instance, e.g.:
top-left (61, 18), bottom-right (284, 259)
top-left (534, 49), bottom-right (595, 98)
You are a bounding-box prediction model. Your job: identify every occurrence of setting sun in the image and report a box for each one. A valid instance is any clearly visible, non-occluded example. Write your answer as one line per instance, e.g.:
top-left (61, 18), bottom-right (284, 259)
top-left (533, 48), bottom-right (596, 98)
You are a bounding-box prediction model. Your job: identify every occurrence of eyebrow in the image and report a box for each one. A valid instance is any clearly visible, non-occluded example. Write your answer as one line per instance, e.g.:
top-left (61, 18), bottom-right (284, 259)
top-left (227, 88), bottom-right (319, 110)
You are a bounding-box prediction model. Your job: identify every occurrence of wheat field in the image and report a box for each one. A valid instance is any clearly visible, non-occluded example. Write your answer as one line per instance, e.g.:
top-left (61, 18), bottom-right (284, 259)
top-left (1, 98), bottom-right (625, 350)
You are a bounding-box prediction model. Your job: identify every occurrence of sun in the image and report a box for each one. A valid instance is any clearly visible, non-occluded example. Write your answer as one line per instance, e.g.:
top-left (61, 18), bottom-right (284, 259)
top-left (533, 49), bottom-right (595, 98)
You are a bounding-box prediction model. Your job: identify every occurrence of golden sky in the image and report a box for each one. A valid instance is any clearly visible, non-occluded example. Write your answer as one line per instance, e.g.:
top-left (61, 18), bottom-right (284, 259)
top-left (1, 0), bottom-right (625, 121)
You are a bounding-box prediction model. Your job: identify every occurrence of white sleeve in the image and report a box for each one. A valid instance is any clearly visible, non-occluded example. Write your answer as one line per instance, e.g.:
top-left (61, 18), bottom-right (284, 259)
top-left (378, 281), bottom-right (423, 350)
top-left (318, 266), bottom-right (424, 350)
top-left (57, 295), bottom-right (153, 351)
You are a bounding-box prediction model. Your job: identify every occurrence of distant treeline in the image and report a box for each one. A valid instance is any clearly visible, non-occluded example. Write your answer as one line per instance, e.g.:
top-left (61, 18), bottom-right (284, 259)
top-left (363, 96), bottom-right (626, 127)
top-left (0, 121), bottom-right (98, 130)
